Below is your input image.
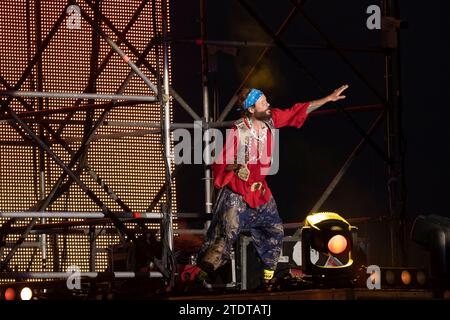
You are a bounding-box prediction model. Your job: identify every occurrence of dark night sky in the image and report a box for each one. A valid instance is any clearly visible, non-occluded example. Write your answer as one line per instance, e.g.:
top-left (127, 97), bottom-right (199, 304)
top-left (170, 0), bottom-right (449, 233)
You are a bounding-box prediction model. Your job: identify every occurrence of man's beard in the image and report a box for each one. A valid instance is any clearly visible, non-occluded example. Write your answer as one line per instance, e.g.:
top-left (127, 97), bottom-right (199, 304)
top-left (254, 108), bottom-right (272, 121)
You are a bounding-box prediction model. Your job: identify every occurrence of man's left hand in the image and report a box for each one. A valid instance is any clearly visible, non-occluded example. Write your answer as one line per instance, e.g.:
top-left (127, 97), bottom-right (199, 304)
top-left (328, 84), bottom-right (349, 102)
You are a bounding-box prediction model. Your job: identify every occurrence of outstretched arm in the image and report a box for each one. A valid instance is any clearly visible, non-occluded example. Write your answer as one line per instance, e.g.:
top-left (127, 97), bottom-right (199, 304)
top-left (307, 84), bottom-right (349, 114)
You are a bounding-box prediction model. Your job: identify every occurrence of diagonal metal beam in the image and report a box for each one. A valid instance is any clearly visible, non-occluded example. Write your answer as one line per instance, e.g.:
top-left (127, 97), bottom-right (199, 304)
top-left (80, 0), bottom-right (201, 121)
top-left (0, 14), bottom-right (161, 214)
top-left (0, 101), bottom-right (136, 271)
top-left (1, 8), bottom-right (66, 111)
top-left (309, 110), bottom-right (386, 214)
top-left (237, 0), bottom-right (391, 165)
top-left (0, 82), bottom-right (41, 148)
top-left (0, 77), bottom-right (137, 216)
top-left (218, 0), bottom-right (304, 122)
top-left (27, 25), bottom-right (167, 229)
top-left (56, 0), bottom-right (151, 135)
top-left (2, 0), bottom-right (166, 274)
top-left (30, 43), bottom-right (160, 219)
top-left (294, 110), bottom-right (387, 237)
top-left (146, 166), bottom-right (181, 214)
top-left (0, 5), bottom-right (61, 153)
top-left (76, 3), bottom-right (159, 95)
top-left (288, 0), bottom-right (388, 105)
top-left (145, 129), bottom-right (206, 213)
top-left (0, 9), bottom-right (69, 266)
top-left (0, 4), bottom-right (151, 258)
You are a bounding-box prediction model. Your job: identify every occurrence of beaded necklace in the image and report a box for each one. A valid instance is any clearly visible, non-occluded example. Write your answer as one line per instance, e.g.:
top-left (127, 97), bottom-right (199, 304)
top-left (245, 116), bottom-right (267, 141)
top-left (245, 116), bottom-right (268, 162)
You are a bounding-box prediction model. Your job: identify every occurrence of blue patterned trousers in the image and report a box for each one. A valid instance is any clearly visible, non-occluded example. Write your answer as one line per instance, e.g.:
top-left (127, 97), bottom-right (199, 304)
top-left (198, 187), bottom-right (284, 272)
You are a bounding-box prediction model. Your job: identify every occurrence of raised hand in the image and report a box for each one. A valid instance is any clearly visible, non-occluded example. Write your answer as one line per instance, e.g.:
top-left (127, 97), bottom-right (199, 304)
top-left (328, 84), bottom-right (349, 102)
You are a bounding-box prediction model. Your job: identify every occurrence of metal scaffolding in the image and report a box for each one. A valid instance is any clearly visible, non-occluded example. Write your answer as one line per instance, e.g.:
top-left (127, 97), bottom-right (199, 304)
top-left (0, 0), bottom-right (407, 292)
top-left (189, 0), bottom-right (406, 266)
top-left (0, 0), bottom-right (184, 286)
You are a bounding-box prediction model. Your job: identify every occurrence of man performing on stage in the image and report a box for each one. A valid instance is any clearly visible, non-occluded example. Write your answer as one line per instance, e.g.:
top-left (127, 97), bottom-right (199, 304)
top-left (195, 85), bottom-right (349, 287)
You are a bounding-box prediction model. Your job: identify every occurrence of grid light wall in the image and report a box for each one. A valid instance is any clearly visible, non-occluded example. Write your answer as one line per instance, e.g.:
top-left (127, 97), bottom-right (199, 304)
top-left (0, 0), bottom-right (175, 277)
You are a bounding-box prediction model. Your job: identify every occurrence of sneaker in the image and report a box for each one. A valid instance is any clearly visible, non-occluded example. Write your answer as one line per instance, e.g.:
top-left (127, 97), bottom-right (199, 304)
top-left (181, 264), bottom-right (203, 282)
top-left (263, 269), bottom-right (275, 282)
top-left (252, 269), bottom-right (276, 292)
top-left (181, 265), bottom-right (210, 292)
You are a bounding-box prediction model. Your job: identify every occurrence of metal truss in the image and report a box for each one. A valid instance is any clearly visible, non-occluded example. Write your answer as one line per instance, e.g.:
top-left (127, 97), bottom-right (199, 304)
top-left (0, 0), bottom-right (407, 290)
top-left (0, 0), bottom-right (196, 286)
top-left (189, 0), bottom-right (406, 266)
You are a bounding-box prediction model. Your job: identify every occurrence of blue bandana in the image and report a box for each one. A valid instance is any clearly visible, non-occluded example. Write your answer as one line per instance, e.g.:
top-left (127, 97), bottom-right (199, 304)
top-left (242, 89), bottom-right (264, 110)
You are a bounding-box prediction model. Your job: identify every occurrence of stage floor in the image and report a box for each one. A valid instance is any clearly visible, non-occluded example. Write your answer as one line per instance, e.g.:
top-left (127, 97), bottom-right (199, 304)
top-left (167, 288), bottom-right (450, 300)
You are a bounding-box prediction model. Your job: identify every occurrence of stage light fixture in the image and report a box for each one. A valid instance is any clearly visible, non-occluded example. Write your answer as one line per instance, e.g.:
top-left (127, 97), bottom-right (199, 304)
top-left (411, 214), bottom-right (450, 294)
top-left (20, 287), bottom-right (33, 300)
top-left (417, 270), bottom-right (427, 286)
top-left (301, 212), bottom-right (357, 283)
top-left (401, 270), bottom-right (411, 285)
top-left (379, 267), bottom-right (428, 289)
top-left (328, 234), bottom-right (348, 254)
top-left (4, 287), bottom-right (15, 300)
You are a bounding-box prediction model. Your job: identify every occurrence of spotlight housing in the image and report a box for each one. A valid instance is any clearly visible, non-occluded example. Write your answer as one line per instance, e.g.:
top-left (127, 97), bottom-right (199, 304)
top-left (20, 287), bottom-right (33, 300)
top-left (379, 267), bottom-right (429, 289)
top-left (411, 214), bottom-right (450, 295)
top-left (301, 212), bottom-right (357, 283)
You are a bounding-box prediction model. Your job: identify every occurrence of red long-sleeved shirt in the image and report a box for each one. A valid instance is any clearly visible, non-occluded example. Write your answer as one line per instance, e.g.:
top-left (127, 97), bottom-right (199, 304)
top-left (212, 102), bottom-right (310, 208)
